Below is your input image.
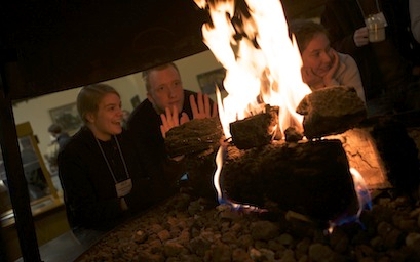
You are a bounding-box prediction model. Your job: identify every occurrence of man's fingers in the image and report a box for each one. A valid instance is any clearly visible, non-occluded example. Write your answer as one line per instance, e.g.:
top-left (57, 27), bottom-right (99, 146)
top-left (160, 111), bottom-right (170, 130)
top-left (190, 94), bottom-right (199, 118)
top-left (165, 106), bottom-right (172, 122)
top-left (180, 113), bottom-right (190, 125)
top-left (172, 105), bottom-right (180, 126)
top-left (197, 93), bottom-right (205, 118)
top-left (190, 93), bottom-right (218, 119)
top-left (160, 105), bottom-right (183, 138)
top-left (203, 93), bottom-right (210, 118)
top-left (212, 102), bottom-right (218, 118)
top-left (160, 125), bottom-right (167, 138)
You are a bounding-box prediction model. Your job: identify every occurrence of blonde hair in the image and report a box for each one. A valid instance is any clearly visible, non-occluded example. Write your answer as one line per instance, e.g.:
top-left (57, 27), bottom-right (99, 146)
top-left (77, 84), bottom-right (120, 124)
top-left (142, 62), bottom-right (180, 92)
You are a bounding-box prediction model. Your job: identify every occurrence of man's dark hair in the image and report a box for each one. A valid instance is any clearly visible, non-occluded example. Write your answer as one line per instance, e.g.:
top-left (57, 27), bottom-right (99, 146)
top-left (48, 124), bottom-right (63, 134)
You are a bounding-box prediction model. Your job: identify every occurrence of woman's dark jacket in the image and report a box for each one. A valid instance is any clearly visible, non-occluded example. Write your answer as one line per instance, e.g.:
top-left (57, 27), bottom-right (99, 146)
top-left (58, 126), bottom-right (153, 231)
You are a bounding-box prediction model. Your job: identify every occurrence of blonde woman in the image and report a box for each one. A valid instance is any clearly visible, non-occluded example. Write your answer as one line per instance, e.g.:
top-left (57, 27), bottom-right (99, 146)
top-left (59, 84), bottom-right (152, 244)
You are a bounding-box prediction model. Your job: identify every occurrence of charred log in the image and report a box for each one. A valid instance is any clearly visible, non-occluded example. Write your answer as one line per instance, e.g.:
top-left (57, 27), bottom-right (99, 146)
top-left (165, 117), bottom-right (223, 158)
top-left (371, 117), bottom-right (420, 200)
top-left (184, 149), bottom-right (219, 201)
top-left (229, 112), bottom-right (277, 149)
top-left (296, 86), bottom-right (367, 139)
top-left (221, 139), bottom-right (358, 223)
top-left (284, 126), bottom-right (304, 142)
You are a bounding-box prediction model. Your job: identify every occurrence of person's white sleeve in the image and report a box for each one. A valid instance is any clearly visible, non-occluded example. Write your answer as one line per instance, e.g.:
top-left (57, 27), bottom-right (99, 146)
top-left (337, 53), bottom-right (366, 103)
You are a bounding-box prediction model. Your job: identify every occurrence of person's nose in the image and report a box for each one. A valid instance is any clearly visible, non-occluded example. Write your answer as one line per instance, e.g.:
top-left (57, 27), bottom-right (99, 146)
top-left (116, 108), bottom-right (123, 117)
top-left (168, 86), bottom-right (177, 98)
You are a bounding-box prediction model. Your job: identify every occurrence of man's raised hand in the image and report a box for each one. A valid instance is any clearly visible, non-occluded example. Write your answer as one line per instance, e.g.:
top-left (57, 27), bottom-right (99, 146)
top-left (160, 105), bottom-right (188, 138)
top-left (190, 93), bottom-right (218, 120)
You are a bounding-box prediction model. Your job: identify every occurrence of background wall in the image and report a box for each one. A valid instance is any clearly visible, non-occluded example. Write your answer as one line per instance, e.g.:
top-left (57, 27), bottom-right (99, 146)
top-left (11, 50), bottom-right (222, 167)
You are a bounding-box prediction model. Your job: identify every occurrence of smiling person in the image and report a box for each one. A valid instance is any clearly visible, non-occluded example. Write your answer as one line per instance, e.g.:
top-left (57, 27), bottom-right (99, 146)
top-left (58, 84), bottom-right (153, 245)
top-left (290, 19), bottom-right (366, 103)
top-left (126, 62), bottom-right (217, 200)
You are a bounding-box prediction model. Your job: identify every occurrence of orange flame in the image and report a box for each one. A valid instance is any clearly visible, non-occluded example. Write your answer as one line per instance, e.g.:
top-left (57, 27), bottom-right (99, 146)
top-left (196, 0), bottom-right (371, 223)
top-left (195, 0), bottom-right (311, 139)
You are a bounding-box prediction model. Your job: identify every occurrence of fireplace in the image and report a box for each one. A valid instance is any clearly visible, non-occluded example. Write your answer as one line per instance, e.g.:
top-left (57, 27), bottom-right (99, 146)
top-left (2, 0), bottom-right (420, 261)
top-left (76, 0), bottom-right (420, 260)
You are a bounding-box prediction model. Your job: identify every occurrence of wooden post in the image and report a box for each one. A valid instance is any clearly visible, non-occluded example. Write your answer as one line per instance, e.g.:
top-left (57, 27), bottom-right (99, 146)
top-left (0, 64), bottom-right (41, 261)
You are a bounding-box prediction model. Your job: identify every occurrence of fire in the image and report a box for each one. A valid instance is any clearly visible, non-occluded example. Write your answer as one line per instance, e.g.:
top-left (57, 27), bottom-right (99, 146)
top-left (328, 168), bottom-right (372, 233)
top-left (195, 0), bottom-right (372, 227)
top-left (194, 0), bottom-right (311, 138)
top-left (196, 0), bottom-right (310, 208)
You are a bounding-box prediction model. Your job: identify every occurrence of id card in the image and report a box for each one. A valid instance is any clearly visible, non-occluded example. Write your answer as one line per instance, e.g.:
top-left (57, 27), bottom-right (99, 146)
top-left (115, 179), bottom-right (132, 197)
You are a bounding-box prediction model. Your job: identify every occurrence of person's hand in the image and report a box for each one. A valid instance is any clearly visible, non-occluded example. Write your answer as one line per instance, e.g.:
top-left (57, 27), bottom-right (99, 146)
top-left (190, 93), bottom-right (218, 119)
top-left (301, 67), bottom-right (323, 89)
top-left (322, 48), bottom-right (340, 86)
top-left (353, 27), bottom-right (369, 47)
top-left (160, 105), bottom-right (189, 138)
top-left (160, 93), bottom-right (218, 138)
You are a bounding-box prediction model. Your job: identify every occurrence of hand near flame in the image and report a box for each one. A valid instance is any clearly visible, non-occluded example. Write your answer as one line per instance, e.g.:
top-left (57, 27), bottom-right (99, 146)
top-left (301, 67), bottom-right (323, 90)
top-left (190, 93), bottom-right (218, 119)
top-left (322, 48), bottom-right (340, 87)
top-left (160, 105), bottom-right (189, 138)
top-left (160, 93), bottom-right (218, 139)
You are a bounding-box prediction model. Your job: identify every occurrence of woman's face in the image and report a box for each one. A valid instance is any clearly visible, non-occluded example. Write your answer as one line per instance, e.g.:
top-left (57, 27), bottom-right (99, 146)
top-left (87, 93), bottom-right (123, 141)
top-left (301, 33), bottom-right (334, 78)
top-left (147, 66), bottom-right (185, 115)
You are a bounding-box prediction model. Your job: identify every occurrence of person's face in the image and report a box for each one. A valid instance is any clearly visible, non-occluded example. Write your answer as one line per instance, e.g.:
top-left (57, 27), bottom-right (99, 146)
top-left (86, 93), bottom-right (123, 141)
top-left (301, 33), bottom-right (334, 78)
top-left (147, 66), bottom-right (185, 115)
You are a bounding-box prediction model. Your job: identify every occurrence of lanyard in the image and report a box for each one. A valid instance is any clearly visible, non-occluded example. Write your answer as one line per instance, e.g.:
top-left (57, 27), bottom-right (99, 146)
top-left (355, 0), bottom-right (381, 18)
top-left (96, 136), bottom-right (130, 183)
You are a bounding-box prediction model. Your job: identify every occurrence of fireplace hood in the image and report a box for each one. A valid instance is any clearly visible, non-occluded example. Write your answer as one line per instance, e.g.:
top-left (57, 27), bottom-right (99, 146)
top-left (1, 0), bottom-right (210, 100)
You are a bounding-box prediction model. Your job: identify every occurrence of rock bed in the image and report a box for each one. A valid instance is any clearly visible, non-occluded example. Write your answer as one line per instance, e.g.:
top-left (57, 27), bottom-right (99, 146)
top-left (76, 189), bottom-right (420, 262)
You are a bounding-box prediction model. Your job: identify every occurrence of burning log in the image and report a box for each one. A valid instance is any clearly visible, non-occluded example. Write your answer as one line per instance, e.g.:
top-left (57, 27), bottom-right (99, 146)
top-left (371, 118), bottom-right (420, 199)
top-left (221, 139), bottom-right (358, 224)
top-left (229, 109), bottom-right (278, 149)
top-left (296, 86), bottom-right (367, 139)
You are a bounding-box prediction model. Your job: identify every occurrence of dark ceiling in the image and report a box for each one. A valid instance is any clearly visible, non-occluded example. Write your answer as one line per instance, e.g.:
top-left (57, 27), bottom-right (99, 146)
top-left (0, 0), bottom-right (327, 100)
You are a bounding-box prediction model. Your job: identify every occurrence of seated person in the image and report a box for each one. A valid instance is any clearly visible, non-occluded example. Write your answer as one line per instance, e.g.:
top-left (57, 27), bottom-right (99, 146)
top-left (289, 19), bottom-right (366, 103)
top-left (321, 0), bottom-right (420, 113)
top-left (45, 124), bottom-right (70, 173)
top-left (58, 84), bottom-right (153, 244)
top-left (126, 62), bottom-right (217, 199)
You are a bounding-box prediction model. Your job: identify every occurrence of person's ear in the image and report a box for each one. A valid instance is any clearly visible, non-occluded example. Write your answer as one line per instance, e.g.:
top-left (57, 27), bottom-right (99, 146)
top-left (147, 92), bottom-right (154, 104)
top-left (85, 112), bottom-right (95, 124)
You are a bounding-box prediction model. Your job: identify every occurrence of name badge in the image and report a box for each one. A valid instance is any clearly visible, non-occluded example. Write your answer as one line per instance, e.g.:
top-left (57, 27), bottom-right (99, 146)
top-left (115, 179), bottom-right (132, 197)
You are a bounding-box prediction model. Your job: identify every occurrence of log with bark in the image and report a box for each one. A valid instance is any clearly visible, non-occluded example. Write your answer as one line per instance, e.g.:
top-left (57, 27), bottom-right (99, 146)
top-left (296, 86), bottom-right (367, 139)
top-left (164, 117), bottom-right (224, 199)
top-left (229, 111), bottom-right (277, 149)
top-left (220, 139), bottom-right (358, 224)
top-left (165, 117), bottom-right (223, 158)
